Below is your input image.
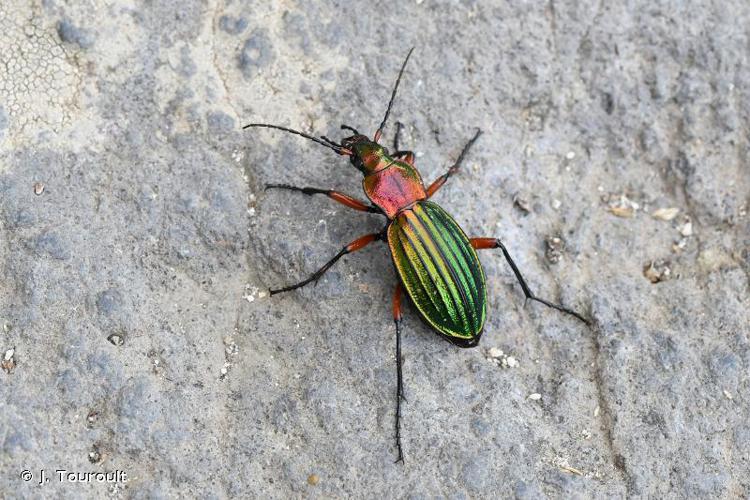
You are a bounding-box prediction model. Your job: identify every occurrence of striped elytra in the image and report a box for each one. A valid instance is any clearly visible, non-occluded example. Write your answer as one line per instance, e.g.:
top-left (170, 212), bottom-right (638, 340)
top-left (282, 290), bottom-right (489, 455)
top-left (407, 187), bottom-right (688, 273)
top-left (387, 201), bottom-right (487, 346)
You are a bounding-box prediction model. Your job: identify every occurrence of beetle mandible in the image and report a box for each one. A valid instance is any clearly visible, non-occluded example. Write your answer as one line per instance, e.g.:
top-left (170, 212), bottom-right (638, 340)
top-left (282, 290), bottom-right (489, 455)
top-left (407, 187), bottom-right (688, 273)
top-left (244, 48), bottom-right (589, 462)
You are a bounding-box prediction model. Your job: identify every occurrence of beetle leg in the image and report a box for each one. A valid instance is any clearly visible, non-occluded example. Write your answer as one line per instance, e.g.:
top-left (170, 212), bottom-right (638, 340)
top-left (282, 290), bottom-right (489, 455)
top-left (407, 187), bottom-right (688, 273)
top-left (392, 282), bottom-right (405, 463)
top-left (265, 184), bottom-right (381, 213)
top-left (390, 121), bottom-right (416, 165)
top-left (426, 129), bottom-right (482, 198)
top-left (270, 233), bottom-right (381, 295)
top-left (340, 124), bottom-right (360, 135)
top-left (393, 121), bottom-right (403, 150)
top-left (392, 150), bottom-right (415, 165)
top-left (470, 237), bottom-right (590, 325)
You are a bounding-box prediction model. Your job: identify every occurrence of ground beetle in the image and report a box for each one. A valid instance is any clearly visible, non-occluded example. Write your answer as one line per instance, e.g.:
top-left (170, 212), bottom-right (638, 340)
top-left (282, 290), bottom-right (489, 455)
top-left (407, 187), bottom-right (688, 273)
top-left (245, 49), bottom-right (589, 462)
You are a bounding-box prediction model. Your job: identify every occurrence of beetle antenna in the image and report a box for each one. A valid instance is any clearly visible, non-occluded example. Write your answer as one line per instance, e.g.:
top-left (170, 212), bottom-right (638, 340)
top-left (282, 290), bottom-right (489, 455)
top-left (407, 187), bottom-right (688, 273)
top-left (341, 124), bottom-right (360, 134)
top-left (374, 47), bottom-right (414, 144)
top-left (319, 135), bottom-right (343, 148)
top-left (243, 123), bottom-right (351, 155)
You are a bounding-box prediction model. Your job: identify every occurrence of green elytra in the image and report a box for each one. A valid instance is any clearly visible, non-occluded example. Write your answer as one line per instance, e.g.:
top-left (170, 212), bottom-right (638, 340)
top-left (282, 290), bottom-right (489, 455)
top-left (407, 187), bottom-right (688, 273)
top-left (243, 48), bottom-right (588, 463)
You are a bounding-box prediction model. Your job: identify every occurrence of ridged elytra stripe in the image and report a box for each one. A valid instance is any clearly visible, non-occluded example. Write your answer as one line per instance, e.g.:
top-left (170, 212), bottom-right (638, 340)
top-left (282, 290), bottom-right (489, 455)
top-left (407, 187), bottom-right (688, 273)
top-left (404, 208), bottom-right (472, 334)
top-left (408, 205), bottom-right (474, 331)
top-left (398, 217), bottom-right (460, 326)
top-left (387, 201), bottom-right (487, 341)
top-left (421, 203), bottom-right (485, 334)
top-left (395, 227), bottom-right (447, 322)
top-left (416, 204), bottom-right (479, 322)
top-left (427, 204), bottom-right (485, 312)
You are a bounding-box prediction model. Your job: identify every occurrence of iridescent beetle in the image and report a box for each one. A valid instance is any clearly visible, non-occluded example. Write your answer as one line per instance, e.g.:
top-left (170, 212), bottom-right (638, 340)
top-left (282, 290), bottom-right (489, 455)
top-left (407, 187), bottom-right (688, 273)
top-left (245, 49), bottom-right (588, 462)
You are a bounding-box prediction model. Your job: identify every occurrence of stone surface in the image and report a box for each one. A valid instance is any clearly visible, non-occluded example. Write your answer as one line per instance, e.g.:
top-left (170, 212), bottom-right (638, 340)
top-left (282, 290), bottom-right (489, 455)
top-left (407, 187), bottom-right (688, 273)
top-left (1, 0), bottom-right (748, 498)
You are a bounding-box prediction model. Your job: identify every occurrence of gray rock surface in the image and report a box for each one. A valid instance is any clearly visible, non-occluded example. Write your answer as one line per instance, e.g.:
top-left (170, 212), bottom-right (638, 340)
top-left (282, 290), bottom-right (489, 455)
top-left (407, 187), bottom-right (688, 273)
top-left (1, 0), bottom-right (748, 498)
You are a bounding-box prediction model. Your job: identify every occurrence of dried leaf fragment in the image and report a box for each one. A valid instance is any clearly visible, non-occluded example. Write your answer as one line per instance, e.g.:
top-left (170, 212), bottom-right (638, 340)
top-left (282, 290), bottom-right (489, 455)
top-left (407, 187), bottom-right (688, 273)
top-left (652, 207), bottom-right (679, 221)
top-left (643, 260), bottom-right (671, 283)
top-left (608, 206), bottom-right (635, 218)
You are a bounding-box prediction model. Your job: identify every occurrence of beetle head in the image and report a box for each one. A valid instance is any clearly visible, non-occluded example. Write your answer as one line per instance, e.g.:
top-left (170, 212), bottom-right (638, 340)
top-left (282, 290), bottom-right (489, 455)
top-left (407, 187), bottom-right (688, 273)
top-left (341, 134), bottom-right (387, 174)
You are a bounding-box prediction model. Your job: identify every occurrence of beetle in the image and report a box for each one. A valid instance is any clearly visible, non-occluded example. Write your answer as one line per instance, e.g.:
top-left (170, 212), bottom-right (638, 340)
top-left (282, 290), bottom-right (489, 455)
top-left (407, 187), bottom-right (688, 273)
top-left (244, 48), bottom-right (588, 462)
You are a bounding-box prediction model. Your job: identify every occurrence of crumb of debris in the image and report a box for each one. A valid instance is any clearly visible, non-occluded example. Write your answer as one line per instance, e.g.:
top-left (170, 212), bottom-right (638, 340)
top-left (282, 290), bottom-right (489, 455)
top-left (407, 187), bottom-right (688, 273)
top-left (545, 236), bottom-right (565, 264)
top-left (33, 182), bottom-right (45, 195)
top-left (608, 206), bottom-right (634, 217)
top-left (678, 218), bottom-right (693, 236)
top-left (244, 285), bottom-right (261, 303)
top-left (552, 199), bottom-right (562, 210)
top-left (513, 193), bottom-right (531, 213)
top-left (225, 340), bottom-right (238, 356)
top-left (643, 259), bottom-right (671, 283)
top-left (307, 474), bottom-right (320, 486)
top-left (88, 448), bottom-right (102, 463)
top-left (527, 393), bottom-right (542, 401)
top-left (487, 347), bottom-right (504, 359)
top-left (107, 333), bottom-right (124, 346)
top-left (559, 464), bottom-right (584, 476)
top-left (604, 193), bottom-right (639, 218)
top-left (485, 348), bottom-right (519, 369)
top-left (594, 406), bottom-right (600, 417)
top-left (651, 207), bottom-right (679, 221)
top-left (2, 347), bottom-right (16, 373)
top-left (566, 151), bottom-right (575, 160)
top-left (672, 239), bottom-right (688, 253)
top-left (723, 390), bottom-right (733, 400)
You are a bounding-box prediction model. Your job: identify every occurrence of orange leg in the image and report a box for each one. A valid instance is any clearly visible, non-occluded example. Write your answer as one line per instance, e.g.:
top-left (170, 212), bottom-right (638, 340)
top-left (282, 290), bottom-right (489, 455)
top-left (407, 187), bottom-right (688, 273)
top-left (426, 129), bottom-right (482, 198)
top-left (266, 184), bottom-right (380, 213)
top-left (392, 282), bottom-right (405, 462)
top-left (392, 121), bottom-right (415, 166)
top-left (270, 233), bottom-right (381, 295)
top-left (470, 237), bottom-right (589, 324)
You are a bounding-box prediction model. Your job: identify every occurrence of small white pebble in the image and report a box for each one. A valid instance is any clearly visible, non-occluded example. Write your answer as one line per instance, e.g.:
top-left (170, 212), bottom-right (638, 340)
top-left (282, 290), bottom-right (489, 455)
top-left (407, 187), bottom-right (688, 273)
top-left (258, 291), bottom-right (267, 298)
top-left (527, 393), bottom-right (542, 401)
top-left (594, 406), bottom-right (600, 417)
top-left (723, 390), bottom-right (733, 400)
top-left (652, 207), bottom-right (680, 221)
top-left (4, 348), bottom-right (14, 361)
top-left (679, 221), bottom-right (693, 237)
top-left (488, 347), bottom-right (504, 358)
top-left (566, 151), bottom-right (575, 160)
top-left (505, 356), bottom-right (518, 368)
top-left (552, 199), bottom-right (562, 209)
